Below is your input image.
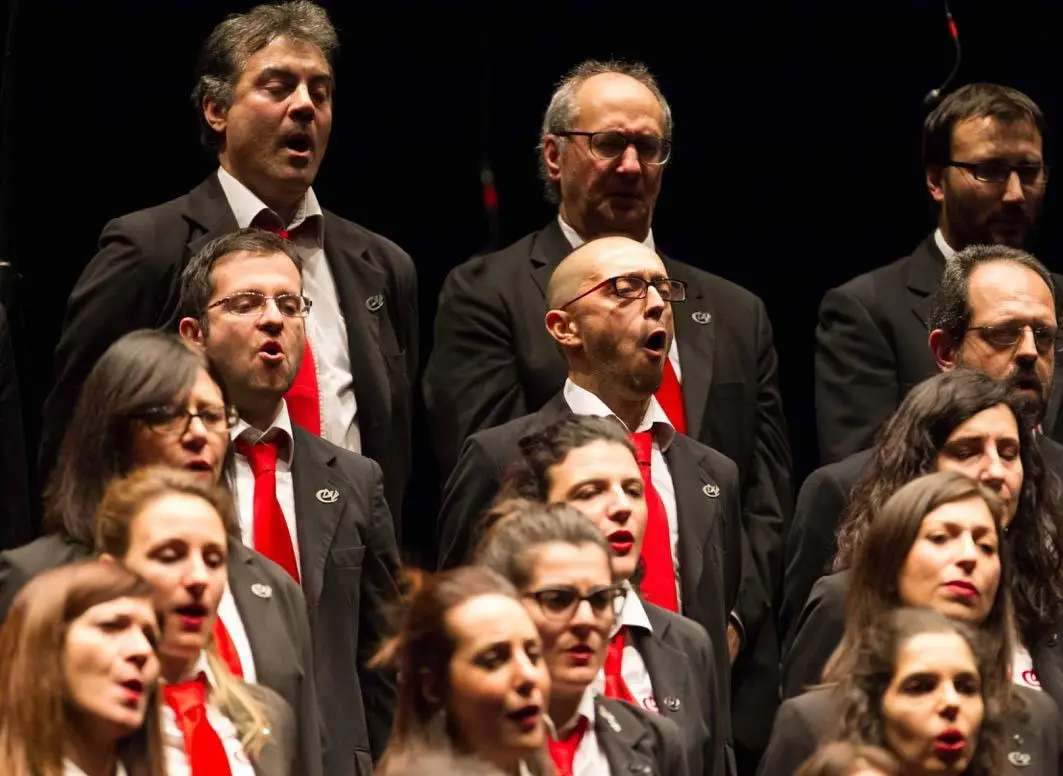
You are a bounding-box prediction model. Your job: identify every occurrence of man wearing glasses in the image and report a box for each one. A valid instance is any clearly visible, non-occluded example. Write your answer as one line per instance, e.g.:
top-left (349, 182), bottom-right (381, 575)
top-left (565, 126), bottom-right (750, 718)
top-left (177, 228), bottom-right (401, 776)
top-left (815, 82), bottom-right (1059, 464)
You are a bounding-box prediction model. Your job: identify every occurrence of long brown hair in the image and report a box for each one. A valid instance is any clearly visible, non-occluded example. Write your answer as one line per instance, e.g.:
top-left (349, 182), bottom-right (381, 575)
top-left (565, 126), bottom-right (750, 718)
top-left (795, 742), bottom-right (901, 776)
top-left (0, 561), bottom-right (165, 776)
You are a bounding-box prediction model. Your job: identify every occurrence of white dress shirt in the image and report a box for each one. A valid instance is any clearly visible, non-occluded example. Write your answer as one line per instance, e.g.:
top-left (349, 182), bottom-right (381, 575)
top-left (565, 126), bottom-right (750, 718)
top-left (160, 654), bottom-right (256, 776)
top-left (934, 226), bottom-right (957, 261)
top-left (591, 581), bottom-right (657, 713)
top-left (551, 687), bottom-right (611, 776)
top-left (63, 761), bottom-right (128, 776)
top-left (217, 166), bottom-right (362, 454)
top-left (229, 401), bottom-right (301, 580)
top-left (215, 586), bottom-right (257, 684)
top-left (558, 215), bottom-right (682, 381)
top-left (563, 379), bottom-right (681, 604)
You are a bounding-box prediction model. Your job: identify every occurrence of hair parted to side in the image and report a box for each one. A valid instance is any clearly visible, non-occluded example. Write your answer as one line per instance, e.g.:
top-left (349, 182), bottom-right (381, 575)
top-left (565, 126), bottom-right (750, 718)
top-left (795, 741), bottom-right (901, 776)
top-left (0, 561), bottom-right (165, 776)
top-left (178, 227), bottom-right (304, 329)
top-left (44, 330), bottom-right (227, 545)
top-left (474, 500), bottom-right (611, 592)
top-left (825, 471), bottom-right (1013, 700)
top-left (928, 244), bottom-right (1056, 347)
top-left (93, 466), bottom-right (268, 755)
top-left (191, 0), bottom-right (339, 151)
top-left (835, 607), bottom-right (1005, 776)
top-left (923, 83), bottom-right (1046, 170)
top-left (537, 59), bottom-right (672, 204)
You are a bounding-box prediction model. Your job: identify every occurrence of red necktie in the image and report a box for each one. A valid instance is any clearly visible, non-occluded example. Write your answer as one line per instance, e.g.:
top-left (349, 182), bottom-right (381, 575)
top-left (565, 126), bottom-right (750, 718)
top-left (236, 438), bottom-right (300, 583)
top-left (629, 431), bottom-right (679, 612)
top-left (256, 221), bottom-right (322, 437)
top-left (603, 626), bottom-right (637, 704)
top-left (163, 674), bottom-right (233, 776)
top-left (655, 358), bottom-right (687, 434)
top-left (548, 716), bottom-right (588, 776)
top-left (212, 618), bottom-right (243, 678)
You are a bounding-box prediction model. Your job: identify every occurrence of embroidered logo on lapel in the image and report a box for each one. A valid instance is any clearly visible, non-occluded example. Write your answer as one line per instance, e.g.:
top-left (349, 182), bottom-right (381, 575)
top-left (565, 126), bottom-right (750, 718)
top-left (662, 696), bottom-right (681, 711)
top-left (702, 483), bottom-right (720, 498)
top-left (251, 583), bottom-right (273, 599)
top-left (1008, 751), bottom-right (1032, 767)
top-left (692, 311), bottom-right (712, 325)
top-left (597, 704), bottom-right (622, 733)
top-left (365, 294), bottom-right (384, 312)
top-left (316, 487), bottom-right (340, 504)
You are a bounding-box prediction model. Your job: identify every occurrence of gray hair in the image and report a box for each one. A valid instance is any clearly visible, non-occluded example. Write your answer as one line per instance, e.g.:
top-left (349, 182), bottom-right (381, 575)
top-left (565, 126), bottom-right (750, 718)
top-left (191, 0), bottom-right (339, 151)
top-left (537, 59), bottom-right (673, 204)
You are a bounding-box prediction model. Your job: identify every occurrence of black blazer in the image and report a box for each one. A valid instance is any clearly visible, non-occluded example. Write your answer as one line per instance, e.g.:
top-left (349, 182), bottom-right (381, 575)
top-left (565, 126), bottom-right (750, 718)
top-left (241, 682), bottom-right (299, 776)
top-left (0, 302), bottom-right (31, 551)
top-left (636, 602), bottom-right (730, 776)
top-left (289, 426), bottom-right (401, 776)
top-left (40, 173), bottom-right (418, 525)
top-left (759, 684), bottom-right (1063, 776)
top-left (0, 534), bottom-right (323, 776)
top-left (593, 695), bottom-right (689, 776)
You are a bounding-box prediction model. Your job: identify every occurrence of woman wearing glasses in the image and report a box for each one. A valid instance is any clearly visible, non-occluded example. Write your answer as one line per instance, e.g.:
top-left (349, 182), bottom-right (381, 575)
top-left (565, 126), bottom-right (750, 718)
top-left (498, 415), bottom-right (725, 775)
top-left (477, 500), bottom-right (687, 776)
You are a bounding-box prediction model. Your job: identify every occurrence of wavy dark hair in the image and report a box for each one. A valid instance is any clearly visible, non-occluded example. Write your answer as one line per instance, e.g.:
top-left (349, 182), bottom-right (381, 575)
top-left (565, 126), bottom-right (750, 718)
top-left (795, 742), bottom-right (900, 776)
top-left (835, 607), bottom-right (1005, 776)
top-left (832, 368), bottom-right (1063, 644)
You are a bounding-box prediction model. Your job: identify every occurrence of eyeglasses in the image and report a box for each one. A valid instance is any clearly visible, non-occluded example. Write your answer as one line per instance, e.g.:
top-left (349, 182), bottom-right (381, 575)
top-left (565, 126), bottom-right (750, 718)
top-left (207, 291), bottom-right (312, 318)
top-left (559, 275), bottom-right (687, 310)
top-left (946, 160), bottom-right (1050, 187)
top-left (967, 323), bottom-right (1062, 354)
top-left (522, 584), bottom-right (627, 621)
top-left (132, 405), bottom-right (238, 436)
top-left (555, 131), bottom-right (673, 166)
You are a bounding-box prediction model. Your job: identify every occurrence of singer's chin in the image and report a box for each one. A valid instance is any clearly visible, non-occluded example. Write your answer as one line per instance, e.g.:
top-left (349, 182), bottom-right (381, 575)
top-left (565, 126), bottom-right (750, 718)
top-left (1011, 387), bottom-right (1047, 428)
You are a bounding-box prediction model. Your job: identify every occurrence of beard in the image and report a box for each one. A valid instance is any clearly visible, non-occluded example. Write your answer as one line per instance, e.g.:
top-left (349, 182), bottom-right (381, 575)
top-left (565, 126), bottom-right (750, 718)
top-left (1006, 365), bottom-right (1050, 427)
top-left (584, 333), bottom-right (664, 396)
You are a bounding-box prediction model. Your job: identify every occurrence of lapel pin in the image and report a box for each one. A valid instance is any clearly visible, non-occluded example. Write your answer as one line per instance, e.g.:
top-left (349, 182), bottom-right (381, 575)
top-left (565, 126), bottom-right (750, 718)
top-left (365, 294), bottom-right (384, 312)
top-left (627, 766), bottom-right (651, 775)
top-left (692, 311), bottom-right (711, 325)
top-left (663, 696), bottom-right (681, 711)
top-left (702, 483), bottom-right (720, 498)
top-left (1008, 751), bottom-right (1032, 767)
top-left (316, 487), bottom-right (340, 504)
top-left (597, 703), bottom-right (622, 733)
top-left (251, 583), bottom-right (273, 599)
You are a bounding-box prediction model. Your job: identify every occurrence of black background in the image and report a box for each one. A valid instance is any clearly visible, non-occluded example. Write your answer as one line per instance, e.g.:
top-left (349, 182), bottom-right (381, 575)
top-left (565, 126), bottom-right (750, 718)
top-left (3, 0), bottom-right (1062, 525)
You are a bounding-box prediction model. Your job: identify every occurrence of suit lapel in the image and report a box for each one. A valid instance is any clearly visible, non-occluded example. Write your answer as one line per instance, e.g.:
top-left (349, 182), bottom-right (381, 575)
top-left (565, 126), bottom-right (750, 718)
top-left (629, 613), bottom-right (691, 726)
top-left (666, 438), bottom-right (720, 623)
top-left (289, 427), bottom-right (344, 611)
top-left (228, 544), bottom-right (288, 686)
top-left (594, 698), bottom-right (655, 774)
top-left (185, 173), bottom-right (240, 257)
top-left (905, 235), bottom-right (945, 330)
top-left (529, 221), bottom-right (575, 299)
top-left (665, 256), bottom-right (715, 440)
top-left (1031, 630), bottom-right (1063, 711)
top-left (321, 214), bottom-right (391, 454)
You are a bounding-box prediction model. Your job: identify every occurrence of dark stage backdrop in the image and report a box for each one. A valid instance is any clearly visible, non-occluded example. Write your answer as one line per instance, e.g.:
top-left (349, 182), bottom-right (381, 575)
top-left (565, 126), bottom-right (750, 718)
top-left (3, 1), bottom-right (1062, 540)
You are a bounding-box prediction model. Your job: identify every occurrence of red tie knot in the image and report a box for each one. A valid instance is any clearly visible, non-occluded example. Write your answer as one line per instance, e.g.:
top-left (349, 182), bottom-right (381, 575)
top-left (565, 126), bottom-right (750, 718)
top-left (628, 430), bottom-right (653, 466)
top-left (163, 672), bottom-right (210, 717)
top-left (236, 437), bottom-right (282, 475)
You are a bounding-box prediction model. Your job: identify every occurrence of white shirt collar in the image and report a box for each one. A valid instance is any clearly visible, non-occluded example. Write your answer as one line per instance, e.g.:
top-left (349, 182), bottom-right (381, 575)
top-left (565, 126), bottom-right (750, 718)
top-left (557, 214), bottom-right (656, 252)
top-left (562, 378), bottom-right (676, 451)
top-left (161, 650), bottom-right (215, 687)
top-left (610, 580), bottom-right (654, 638)
top-left (230, 400), bottom-right (296, 466)
top-left (216, 166), bottom-right (324, 242)
top-left (933, 227), bottom-right (957, 261)
top-left (549, 686), bottom-right (598, 739)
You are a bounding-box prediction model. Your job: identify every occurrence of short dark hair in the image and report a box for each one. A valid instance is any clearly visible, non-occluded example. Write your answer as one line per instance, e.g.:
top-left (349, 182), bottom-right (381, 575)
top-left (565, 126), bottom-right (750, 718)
top-left (191, 0), bottom-right (339, 151)
top-left (538, 59), bottom-right (672, 204)
top-left (178, 227), bottom-right (303, 329)
top-left (928, 244), bottom-right (1056, 344)
top-left (922, 82), bottom-right (1046, 169)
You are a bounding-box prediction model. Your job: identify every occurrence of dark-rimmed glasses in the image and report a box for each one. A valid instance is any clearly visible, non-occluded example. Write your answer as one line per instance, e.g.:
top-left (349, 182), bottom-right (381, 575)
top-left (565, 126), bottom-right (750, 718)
top-left (555, 131), bottom-right (672, 166)
top-left (967, 323), bottom-right (1062, 355)
top-left (131, 405), bottom-right (239, 436)
top-left (522, 584), bottom-right (627, 621)
top-left (207, 291), bottom-right (312, 318)
top-left (946, 160), bottom-right (1049, 187)
top-left (559, 275), bottom-right (687, 310)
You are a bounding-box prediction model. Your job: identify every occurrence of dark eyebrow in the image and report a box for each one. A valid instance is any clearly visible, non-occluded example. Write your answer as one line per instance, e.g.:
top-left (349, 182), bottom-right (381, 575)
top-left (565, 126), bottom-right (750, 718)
top-left (257, 66), bottom-right (333, 85)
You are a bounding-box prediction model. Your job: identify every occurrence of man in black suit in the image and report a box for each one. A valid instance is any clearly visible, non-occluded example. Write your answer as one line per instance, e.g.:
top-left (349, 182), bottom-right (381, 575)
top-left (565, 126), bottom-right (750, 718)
top-left (816, 83), bottom-right (1051, 464)
top-left (40, 1), bottom-right (416, 529)
top-left (178, 228), bottom-right (401, 776)
top-left (439, 235), bottom-right (771, 771)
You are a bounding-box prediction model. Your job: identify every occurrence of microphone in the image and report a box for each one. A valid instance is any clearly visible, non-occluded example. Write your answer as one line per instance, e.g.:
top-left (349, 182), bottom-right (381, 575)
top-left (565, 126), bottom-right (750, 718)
top-left (923, 1), bottom-right (962, 108)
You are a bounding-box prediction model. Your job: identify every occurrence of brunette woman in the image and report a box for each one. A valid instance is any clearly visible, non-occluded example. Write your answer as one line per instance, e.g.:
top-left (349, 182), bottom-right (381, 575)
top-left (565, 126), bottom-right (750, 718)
top-left (785, 369), bottom-right (1063, 704)
top-left (372, 564), bottom-right (552, 776)
top-left (0, 561), bottom-right (163, 776)
top-left (761, 472), bottom-right (1062, 775)
top-left (498, 414), bottom-right (724, 775)
top-left (477, 501), bottom-right (687, 776)
top-left (96, 466), bottom-right (303, 776)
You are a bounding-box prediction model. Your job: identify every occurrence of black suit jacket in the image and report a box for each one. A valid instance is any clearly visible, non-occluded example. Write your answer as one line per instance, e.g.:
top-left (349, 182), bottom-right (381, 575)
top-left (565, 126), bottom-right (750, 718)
top-left (41, 173), bottom-right (418, 525)
top-left (289, 426), bottom-right (401, 776)
top-left (0, 302), bottom-right (31, 551)
top-left (759, 684), bottom-right (1062, 776)
top-left (593, 695), bottom-right (689, 776)
top-left (241, 657), bottom-right (301, 776)
top-left (636, 602), bottom-right (730, 776)
top-left (0, 534), bottom-right (323, 776)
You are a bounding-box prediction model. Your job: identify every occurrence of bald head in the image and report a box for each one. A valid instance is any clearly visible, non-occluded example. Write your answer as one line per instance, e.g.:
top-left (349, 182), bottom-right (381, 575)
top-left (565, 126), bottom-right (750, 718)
top-left (547, 236), bottom-right (663, 310)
